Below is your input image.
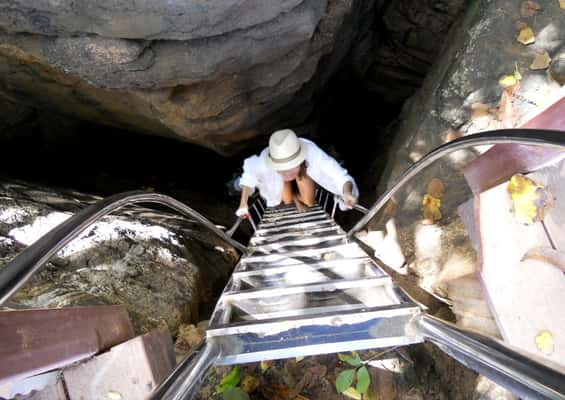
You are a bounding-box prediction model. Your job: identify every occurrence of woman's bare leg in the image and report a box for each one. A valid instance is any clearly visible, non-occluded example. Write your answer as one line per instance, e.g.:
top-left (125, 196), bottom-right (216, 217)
top-left (296, 174), bottom-right (316, 207)
top-left (282, 181), bottom-right (294, 205)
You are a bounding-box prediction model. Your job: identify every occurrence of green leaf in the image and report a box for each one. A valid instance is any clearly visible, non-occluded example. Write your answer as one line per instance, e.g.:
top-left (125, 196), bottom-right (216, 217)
top-left (217, 366), bottom-right (241, 393)
top-left (335, 369), bottom-right (356, 393)
top-left (222, 386), bottom-right (250, 400)
top-left (356, 366), bottom-right (370, 394)
top-left (338, 352), bottom-right (362, 367)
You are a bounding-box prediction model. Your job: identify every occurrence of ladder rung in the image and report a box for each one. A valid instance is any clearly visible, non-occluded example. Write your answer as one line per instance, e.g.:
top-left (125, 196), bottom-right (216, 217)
top-left (222, 276), bottom-right (392, 301)
top-left (207, 303), bottom-right (419, 336)
top-left (262, 206), bottom-right (322, 216)
top-left (242, 243), bottom-right (367, 265)
top-left (250, 226), bottom-right (344, 245)
top-left (258, 214), bottom-right (329, 229)
top-left (254, 220), bottom-right (336, 235)
top-left (260, 210), bottom-right (326, 223)
top-left (248, 236), bottom-right (348, 255)
top-left (233, 257), bottom-right (374, 277)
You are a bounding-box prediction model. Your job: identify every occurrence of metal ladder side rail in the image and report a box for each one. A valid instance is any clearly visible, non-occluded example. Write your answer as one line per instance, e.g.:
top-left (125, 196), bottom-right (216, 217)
top-left (152, 129), bottom-right (565, 400)
top-left (0, 191), bottom-right (247, 307)
top-left (348, 128), bottom-right (565, 237)
top-left (344, 128), bottom-right (565, 399)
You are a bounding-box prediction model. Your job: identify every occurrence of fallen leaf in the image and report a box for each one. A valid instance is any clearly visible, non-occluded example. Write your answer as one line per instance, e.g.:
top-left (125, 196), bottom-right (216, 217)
top-left (240, 375), bottom-right (261, 394)
top-left (535, 330), bottom-right (554, 355)
top-left (295, 356), bottom-right (304, 363)
top-left (342, 387), bottom-right (362, 400)
top-left (560, 0), bottom-right (565, 9)
top-left (530, 51), bottom-right (552, 70)
top-left (521, 247), bottom-right (565, 272)
top-left (260, 360), bottom-right (273, 373)
top-left (499, 74), bottom-right (518, 88)
top-left (422, 195), bottom-right (442, 224)
top-left (507, 174), bottom-right (553, 225)
top-left (521, 1), bottom-right (543, 17)
top-left (107, 391), bottom-right (122, 400)
top-left (517, 26), bottom-right (536, 45)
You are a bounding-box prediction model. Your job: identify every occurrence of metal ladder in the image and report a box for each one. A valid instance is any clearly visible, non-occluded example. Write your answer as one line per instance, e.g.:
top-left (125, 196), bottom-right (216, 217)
top-left (206, 199), bottom-right (421, 365)
top-left (3, 130), bottom-right (565, 399)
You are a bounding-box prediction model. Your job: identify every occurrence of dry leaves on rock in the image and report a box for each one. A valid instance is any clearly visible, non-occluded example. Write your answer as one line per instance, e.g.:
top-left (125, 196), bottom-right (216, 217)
top-left (507, 174), bottom-right (553, 225)
top-left (422, 179), bottom-right (445, 225)
top-left (259, 384), bottom-right (308, 400)
top-left (560, 0), bottom-right (565, 9)
top-left (530, 51), bottom-right (552, 70)
top-left (535, 330), bottom-right (554, 355)
top-left (521, 1), bottom-right (543, 17)
top-left (240, 375), bottom-right (261, 394)
top-left (517, 25), bottom-right (536, 45)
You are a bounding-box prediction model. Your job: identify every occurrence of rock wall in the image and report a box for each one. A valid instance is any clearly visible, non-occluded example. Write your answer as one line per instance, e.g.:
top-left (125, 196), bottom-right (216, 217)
top-left (0, 0), bottom-right (365, 155)
top-left (0, 180), bottom-right (238, 335)
top-left (376, 0), bottom-right (565, 194)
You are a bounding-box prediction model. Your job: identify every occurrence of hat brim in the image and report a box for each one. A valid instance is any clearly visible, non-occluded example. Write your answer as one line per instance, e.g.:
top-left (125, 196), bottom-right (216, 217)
top-left (264, 142), bottom-right (307, 171)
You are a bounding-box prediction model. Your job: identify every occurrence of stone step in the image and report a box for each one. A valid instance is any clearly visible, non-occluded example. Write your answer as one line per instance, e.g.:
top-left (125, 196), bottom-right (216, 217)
top-left (63, 330), bottom-right (175, 400)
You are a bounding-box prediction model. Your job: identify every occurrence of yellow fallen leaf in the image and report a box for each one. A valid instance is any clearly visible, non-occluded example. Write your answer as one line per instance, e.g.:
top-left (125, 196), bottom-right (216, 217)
top-left (499, 74), bottom-right (518, 88)
top-left (507, 174), bottom-right (553, 225)
top-left (295, 355), bottom-right (305, 363)
top-left (422, 194), bottom-right (442, 224)
top-left (560, 0), bottom-right (565, 9)
top-left (343, 387), bottom-right (362, 400)
top-left (260, 360), bottom-right (273, 373)
top-left (241, 375), bottom-right (261, 393)
top-left (517, 26), bottom-right (536, 45)
top-left (535, 330), bottom-right (554, 355)
top-left (530, 51), bottom-right (551, 70)
top-left (107, 391), bottom-right (122, 400)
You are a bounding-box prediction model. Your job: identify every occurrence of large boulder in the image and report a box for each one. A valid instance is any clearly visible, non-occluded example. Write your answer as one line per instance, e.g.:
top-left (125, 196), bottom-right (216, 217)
top-left (376, 0), bottom-right (565, 194)
top-left (0, 0), bottom-right (366, 155)
top-left (0, 180), bottom-right (238, 335)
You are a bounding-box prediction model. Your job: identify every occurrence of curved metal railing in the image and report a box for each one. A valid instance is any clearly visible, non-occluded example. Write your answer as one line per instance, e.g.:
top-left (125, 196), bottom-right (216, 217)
top-left (0, 191), bottom-right (246, 306)
top-left (348, 128), bottom-right (565, 237)
top-left (345, 128), bottom-right (565, 399)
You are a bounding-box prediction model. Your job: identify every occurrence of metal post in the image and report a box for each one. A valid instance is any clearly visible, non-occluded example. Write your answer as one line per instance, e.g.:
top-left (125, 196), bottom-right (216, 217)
top-left (331, 196), bottom-right (338, 219)
top-left (226, 218), bottom-right (243, 237)
top-left (416, 314), bottom-right (565, 400)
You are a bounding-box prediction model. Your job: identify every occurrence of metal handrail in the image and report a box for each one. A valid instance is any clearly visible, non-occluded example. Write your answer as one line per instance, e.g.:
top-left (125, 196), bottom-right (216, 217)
top-left (344, 128), bottom-right (565, 398)
top-left (348, 128), bottom-right (565, 237)
top-left (0, 191), bottom-right (246, 306)
top-left (417, 315), bottom-right (565, 400)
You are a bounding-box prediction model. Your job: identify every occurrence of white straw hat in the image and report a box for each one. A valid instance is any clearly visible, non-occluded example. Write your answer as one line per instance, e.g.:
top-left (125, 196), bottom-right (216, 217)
top-left (264, 129), bottom-right (307, 171)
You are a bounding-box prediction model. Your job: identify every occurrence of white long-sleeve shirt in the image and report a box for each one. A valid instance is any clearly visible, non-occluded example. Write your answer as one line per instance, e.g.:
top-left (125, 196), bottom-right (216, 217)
top-left (239, 138), bottom-right (359, 209)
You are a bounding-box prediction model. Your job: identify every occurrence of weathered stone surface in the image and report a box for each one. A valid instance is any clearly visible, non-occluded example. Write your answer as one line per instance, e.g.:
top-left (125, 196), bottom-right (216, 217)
top-left (0, 0), bottom-right (303, 40)
top-left (0, 180), bottom-right (238, 335)
top-left (0, 0), bottom-right (361, 155)
top-left (376, 0), bottom-right (565, 196)
top-left (349, 0), bottom-right (467, 105)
